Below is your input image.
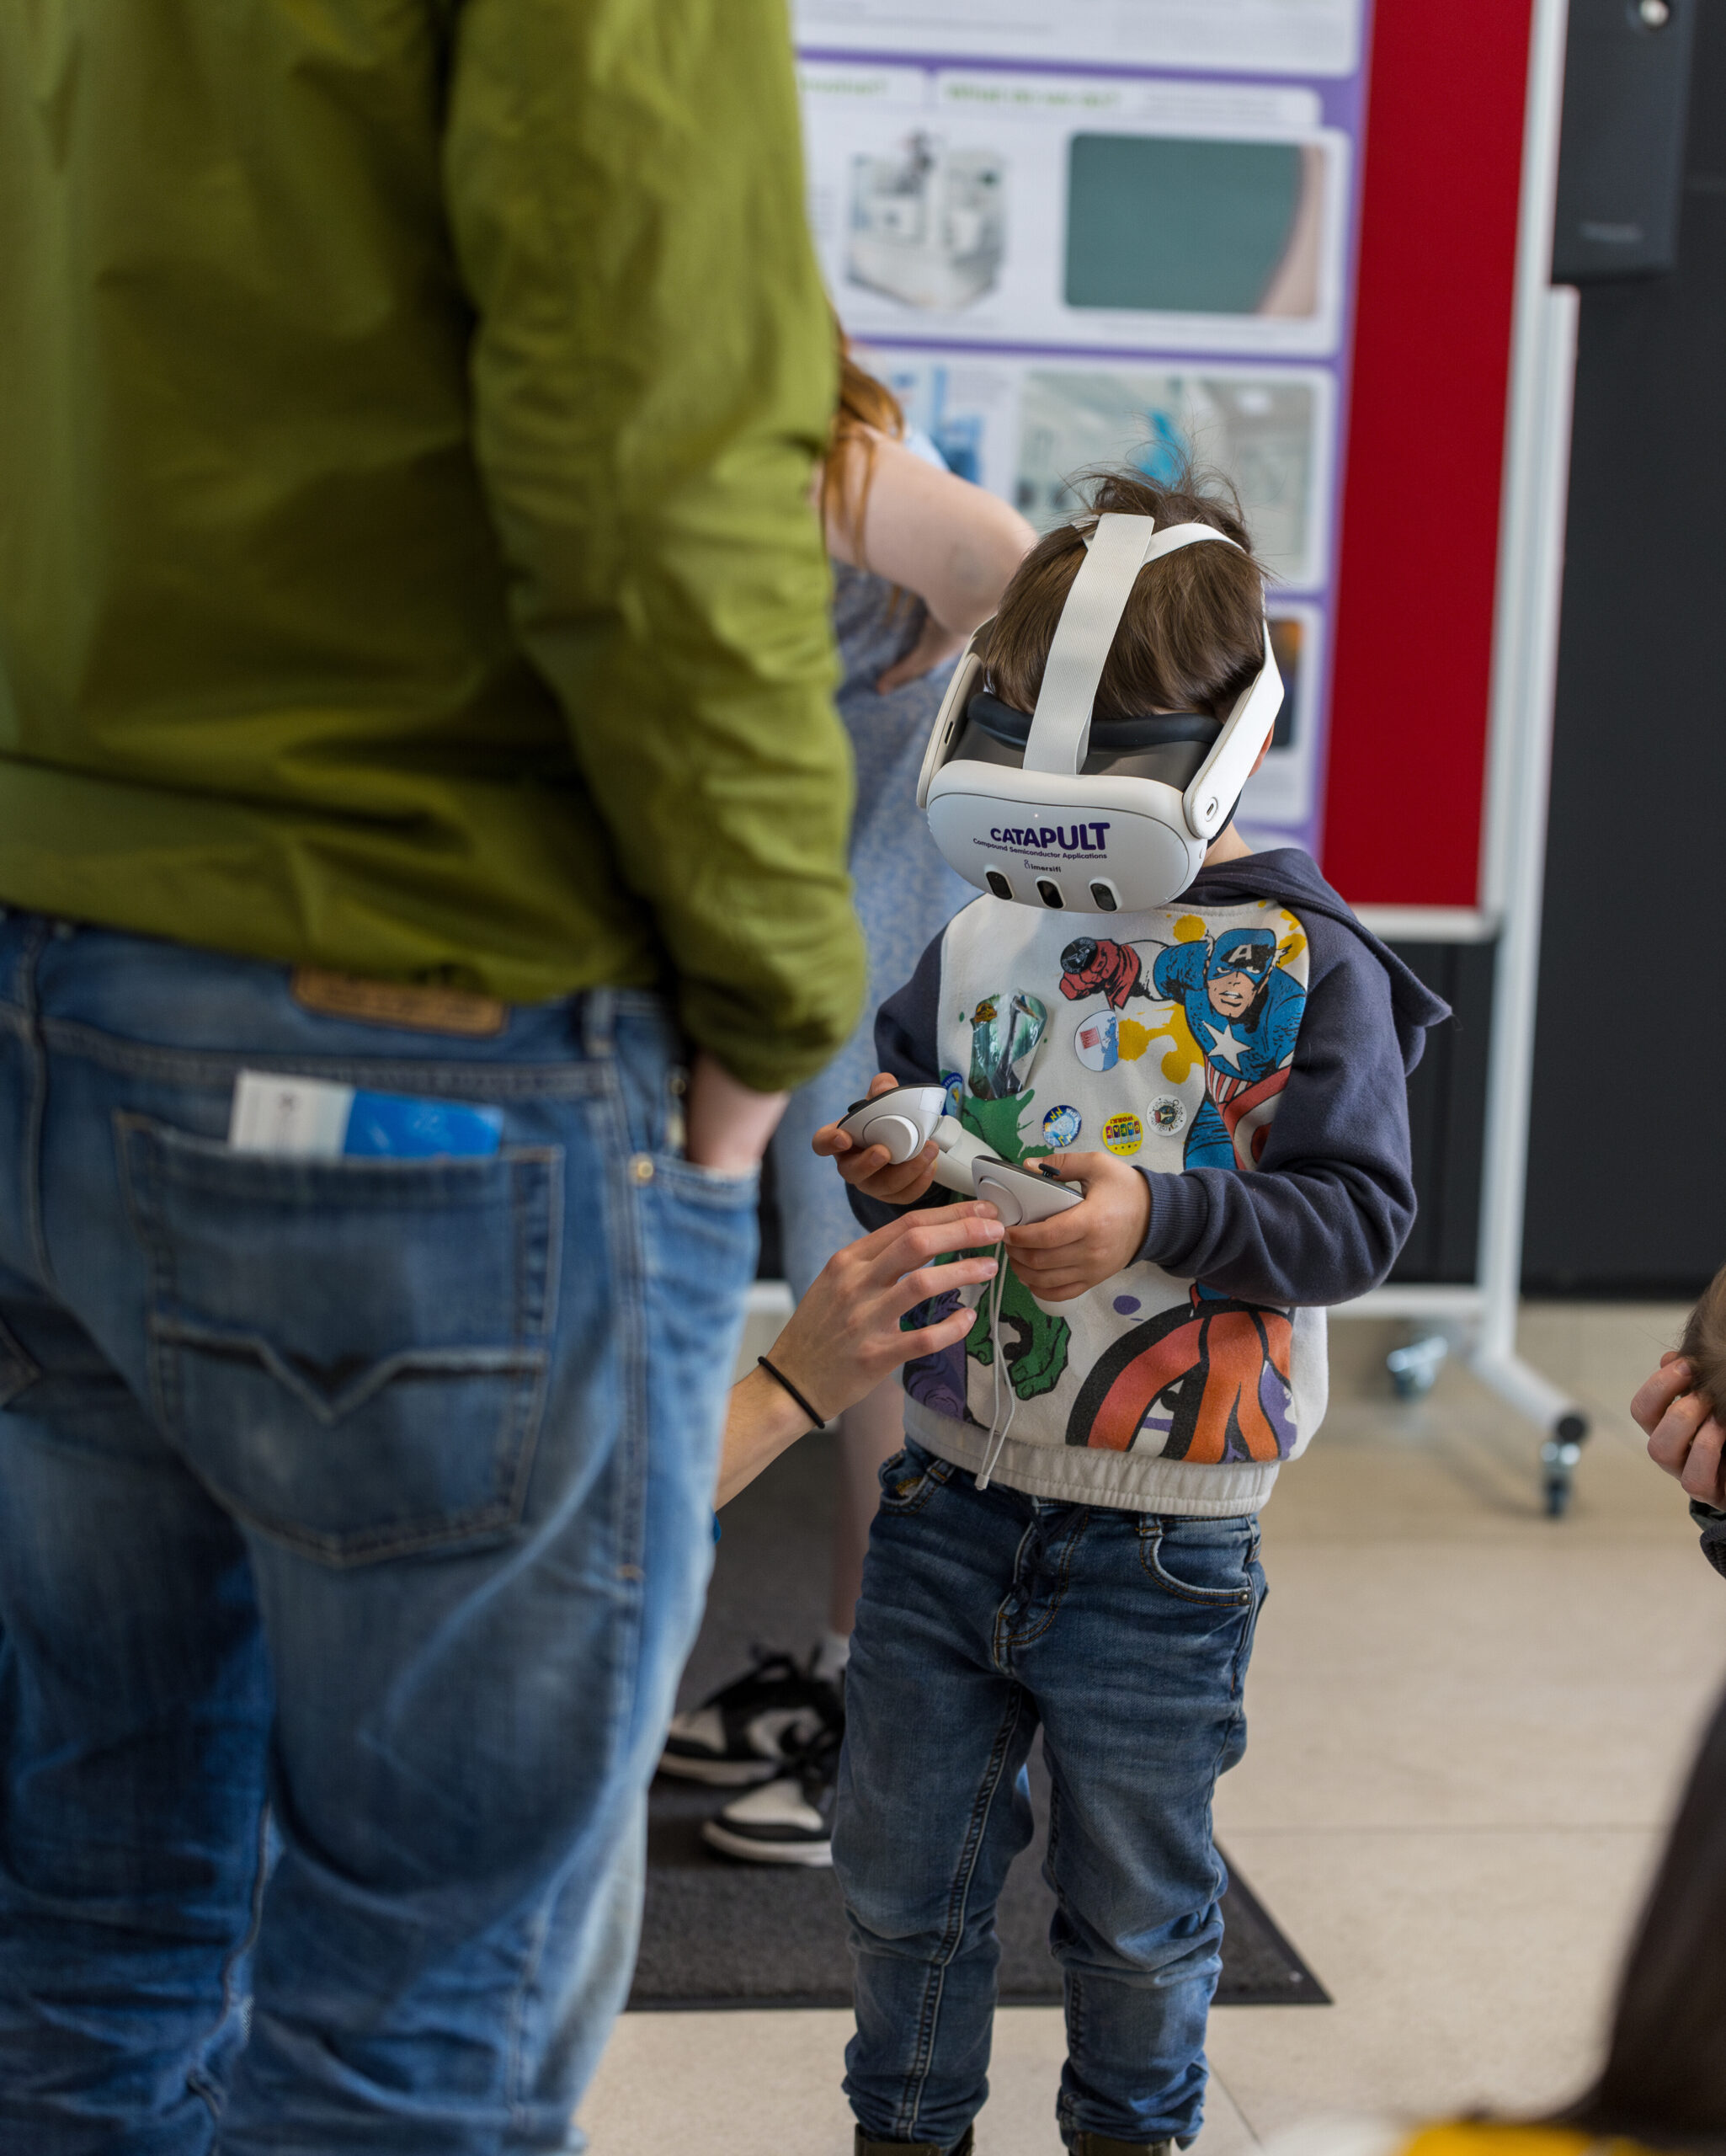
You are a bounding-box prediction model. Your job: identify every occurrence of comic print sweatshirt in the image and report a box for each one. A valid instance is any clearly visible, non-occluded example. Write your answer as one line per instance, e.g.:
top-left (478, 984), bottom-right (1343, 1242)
top-left (852, 848), bottom-right (1451, 1517)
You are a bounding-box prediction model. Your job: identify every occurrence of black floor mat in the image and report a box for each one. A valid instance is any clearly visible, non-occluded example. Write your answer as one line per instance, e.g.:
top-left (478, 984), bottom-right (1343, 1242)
top-left (629, 1424), bottom-right (1328, 2012)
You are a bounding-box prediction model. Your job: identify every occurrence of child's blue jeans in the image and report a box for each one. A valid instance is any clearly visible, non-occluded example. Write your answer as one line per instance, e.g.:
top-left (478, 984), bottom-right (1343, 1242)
top-left (833, 1442), bottom-right (1267, 2153)
top-left (0, 916), bottom-right (757, 2153)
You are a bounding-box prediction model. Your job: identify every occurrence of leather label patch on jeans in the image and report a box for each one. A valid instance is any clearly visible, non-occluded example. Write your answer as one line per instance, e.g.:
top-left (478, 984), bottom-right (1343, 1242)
top-left (290, 969), bottom-right (509, 1038)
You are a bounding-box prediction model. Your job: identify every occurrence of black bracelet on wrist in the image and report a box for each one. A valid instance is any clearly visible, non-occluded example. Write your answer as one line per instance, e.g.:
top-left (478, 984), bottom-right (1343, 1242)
top-left (756, 1355), bottom-right (828, 1432)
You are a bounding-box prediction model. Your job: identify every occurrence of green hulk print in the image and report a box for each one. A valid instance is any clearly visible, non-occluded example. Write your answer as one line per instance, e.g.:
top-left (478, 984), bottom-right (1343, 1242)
top-left (958, 1091), bottom-right (1072, 1402)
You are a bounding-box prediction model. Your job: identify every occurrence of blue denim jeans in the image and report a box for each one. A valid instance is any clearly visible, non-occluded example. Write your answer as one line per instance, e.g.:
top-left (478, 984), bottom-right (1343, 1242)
top-left (834, 1443), bottom-right (1267, 2152)
top-left (0, 916), bottom-right (758, 2153)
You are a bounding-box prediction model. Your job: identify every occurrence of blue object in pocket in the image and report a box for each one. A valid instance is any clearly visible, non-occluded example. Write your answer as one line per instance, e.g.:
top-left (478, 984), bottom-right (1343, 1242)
top-left (228, 1071), bottom-right (503, 1159)
top-left (343, 1090), bottom-right (503, 1160)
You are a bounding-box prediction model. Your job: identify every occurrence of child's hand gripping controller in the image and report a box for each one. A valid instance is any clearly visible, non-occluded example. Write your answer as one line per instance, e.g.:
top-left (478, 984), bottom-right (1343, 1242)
top-left (837, 1086), bottom-right (983, 1195)
top-left (969, 1156), bottom-right (1084, 1226)
top-left (836, 1087), bottom-right (1085, 1221)
top-left (837, 1085), bottom-right (948, 1163)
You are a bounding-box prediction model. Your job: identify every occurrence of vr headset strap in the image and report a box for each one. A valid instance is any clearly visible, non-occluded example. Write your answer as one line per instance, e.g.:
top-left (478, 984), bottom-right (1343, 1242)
top-left (1020, 515), bottom-right (1244, 778)
top-left (1183, 625), bottom-right (1282, 839)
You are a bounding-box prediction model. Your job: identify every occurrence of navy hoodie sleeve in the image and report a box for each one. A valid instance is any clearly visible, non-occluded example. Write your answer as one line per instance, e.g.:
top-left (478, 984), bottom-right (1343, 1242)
top-left (846, 928), bottom-right (947, 1235)
top-left (1692, 1500), bottom-right (1726, 1580)
top-left (1134, 910), bottom-right (1416, 1304)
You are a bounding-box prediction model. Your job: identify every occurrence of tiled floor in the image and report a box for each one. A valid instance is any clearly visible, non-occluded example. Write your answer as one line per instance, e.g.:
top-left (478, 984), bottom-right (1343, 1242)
top-left (580, 1305), bottom-right (1726, 2153)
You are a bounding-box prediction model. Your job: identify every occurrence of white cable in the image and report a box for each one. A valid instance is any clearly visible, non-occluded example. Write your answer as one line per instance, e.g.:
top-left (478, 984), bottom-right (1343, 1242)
top-left (977, 1262), bottom-right (1001, 1488)
top-left (975, 1260), bottom-right (1014, 1491)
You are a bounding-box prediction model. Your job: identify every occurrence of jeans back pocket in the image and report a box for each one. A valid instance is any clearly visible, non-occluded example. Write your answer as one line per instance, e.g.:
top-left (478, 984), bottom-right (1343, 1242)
top-left (119, 1115), bottom-right (558, 1566)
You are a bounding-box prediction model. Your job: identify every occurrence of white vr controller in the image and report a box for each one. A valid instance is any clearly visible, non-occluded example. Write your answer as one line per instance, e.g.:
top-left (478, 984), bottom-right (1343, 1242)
top-left (836, 1086), bottom-right (1084, 1227)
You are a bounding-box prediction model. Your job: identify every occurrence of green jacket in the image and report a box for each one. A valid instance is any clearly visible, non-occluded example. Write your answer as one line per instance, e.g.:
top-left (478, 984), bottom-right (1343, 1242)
top-left (0, 1), bottom-right (865, 1091)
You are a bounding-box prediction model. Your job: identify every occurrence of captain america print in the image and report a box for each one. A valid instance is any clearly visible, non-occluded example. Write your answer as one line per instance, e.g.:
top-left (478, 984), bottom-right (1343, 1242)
top-left (1152, 926), bottom-right (1302, 1170)
top-left (1057, 919), bottom-right (1306, 1173)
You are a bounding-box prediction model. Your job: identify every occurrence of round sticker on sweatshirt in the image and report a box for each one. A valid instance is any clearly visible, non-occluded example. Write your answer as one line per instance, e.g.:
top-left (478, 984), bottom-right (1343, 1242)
top-left (1073, 1011), bottom-right (1119, 1072)
top-left (1041, 1103), bottom-right (1082, 1148)
top-left (941, 1070), bottom-right (964, 1117)
top-left (1148, 1094), bottom-right (1189, 1139)
top-left (1102, 1111), bottom-right (1143, 1156)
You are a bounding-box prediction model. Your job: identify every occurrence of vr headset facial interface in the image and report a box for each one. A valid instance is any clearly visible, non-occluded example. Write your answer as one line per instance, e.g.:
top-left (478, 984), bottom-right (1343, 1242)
top-left (915, 512), bottom-right (1282, 914)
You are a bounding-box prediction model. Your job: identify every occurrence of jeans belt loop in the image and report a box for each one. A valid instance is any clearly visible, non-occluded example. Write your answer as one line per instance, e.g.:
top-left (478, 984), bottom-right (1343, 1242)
top-left (581, 986), bottom-right (617, 1059)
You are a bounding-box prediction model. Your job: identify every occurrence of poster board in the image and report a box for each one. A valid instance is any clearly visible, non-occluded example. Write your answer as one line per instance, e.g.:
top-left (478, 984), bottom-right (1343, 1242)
top-left (1321, 1), bottom-right (1537, 911)
top-left (794, 0), bottom-right (1375, 857)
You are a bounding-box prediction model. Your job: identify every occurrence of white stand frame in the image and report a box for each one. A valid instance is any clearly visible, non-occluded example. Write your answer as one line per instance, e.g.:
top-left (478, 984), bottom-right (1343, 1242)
top-left (1334, 0), bottom-right (1587, 1512)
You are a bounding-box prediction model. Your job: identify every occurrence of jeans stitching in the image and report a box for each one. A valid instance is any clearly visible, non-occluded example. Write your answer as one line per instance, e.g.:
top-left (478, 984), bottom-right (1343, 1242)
top-left (991, 1515), bottom-right (1040, 1672)
top-left (146, 1320), bottom-right (548, 1417)
top-left (1045, 1774), bottom-right (1089, 2121)
top-left (19, 922), bottom-right (54, 1292)
top-left (1000, 1507), bottom-right (1088, 1652)
top-left (1135, 1518), bottom-right (1255, 1606)
top-left (898, 1686), bottom-right (1029, 2143)
top-left (41, 1013), bottom-right (615, 1096)
top-left (185, 1797), bottom-right (275, 2121)
top-left (501, 1150), bottom-right (563, 1531)
top-left (505, 1894), bottom-right (556, 2126)
top-left (879, 1454), bottom-right (955, 1516)
top-left (648, 1156), bottom-right (761, 1209)
top-left (603, 1066), bottom-right (650, 1592)
top-left (116, 1117), bottom-right (182, 1444)
top-left (1228, 1563), bottom-right (1268, 1700)
top-left (503, 1071), bottom-right (643, 2119)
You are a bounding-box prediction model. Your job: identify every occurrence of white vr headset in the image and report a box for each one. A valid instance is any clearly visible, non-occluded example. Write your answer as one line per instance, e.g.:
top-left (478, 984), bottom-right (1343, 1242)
top-left (914, 510), bottom-right (1282, 915)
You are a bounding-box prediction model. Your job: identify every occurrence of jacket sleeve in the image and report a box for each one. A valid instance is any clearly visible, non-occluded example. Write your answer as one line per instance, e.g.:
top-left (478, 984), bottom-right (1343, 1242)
top-left (442, 0), bottom-right (864, 1091)
top-left (1136, 915), bottom-right (1418, 1305)
top-left (1691, 1500), bottom-right (1726, 1580)
top-left (846, 930), bottom-right (948, 1235)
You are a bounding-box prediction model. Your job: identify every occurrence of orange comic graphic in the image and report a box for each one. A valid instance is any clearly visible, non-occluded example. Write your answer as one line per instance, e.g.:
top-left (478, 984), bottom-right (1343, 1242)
top-left (1066, 1286), bottom-right (1297, 1464)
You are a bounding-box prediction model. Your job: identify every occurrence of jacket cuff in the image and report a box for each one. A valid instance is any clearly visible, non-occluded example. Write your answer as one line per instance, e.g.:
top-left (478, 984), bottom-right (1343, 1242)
top-left (1691, 1498), bottom-right (1726, 1581)
top-left (1136, 1168), bottom-right (1211, 1269)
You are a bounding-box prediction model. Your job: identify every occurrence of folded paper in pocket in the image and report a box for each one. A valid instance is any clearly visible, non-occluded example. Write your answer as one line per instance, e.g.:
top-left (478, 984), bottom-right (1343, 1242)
top-left (229, 1071), bottom-right (503, 1160)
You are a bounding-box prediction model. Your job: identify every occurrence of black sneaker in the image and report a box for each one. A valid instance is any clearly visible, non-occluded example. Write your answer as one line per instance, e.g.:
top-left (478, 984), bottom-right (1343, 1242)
top-left (658, 1648), bottom-right (840, 1788)
top-left (700, 1713), bottom-right (842, 1866)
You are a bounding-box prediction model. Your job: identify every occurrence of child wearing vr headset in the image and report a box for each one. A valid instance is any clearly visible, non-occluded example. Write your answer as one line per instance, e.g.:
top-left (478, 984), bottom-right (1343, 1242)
top-left (813, 467), bottom-right (1450, 2156)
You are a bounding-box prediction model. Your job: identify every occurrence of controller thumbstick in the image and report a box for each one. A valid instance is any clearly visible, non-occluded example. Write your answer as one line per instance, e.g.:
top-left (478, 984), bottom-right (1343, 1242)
top-left (974, 1171), bottom-right (1025, 1227)
top-left (862, 1113), bottom-right (921, 1164)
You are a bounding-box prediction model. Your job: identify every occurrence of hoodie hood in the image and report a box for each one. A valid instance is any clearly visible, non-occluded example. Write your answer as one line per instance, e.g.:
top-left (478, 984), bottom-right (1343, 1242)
top-left (1183, 848), bottom-right (1451, 1075)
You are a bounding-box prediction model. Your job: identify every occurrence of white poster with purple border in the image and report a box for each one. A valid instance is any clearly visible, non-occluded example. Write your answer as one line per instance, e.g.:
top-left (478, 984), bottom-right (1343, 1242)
top-left (794, 0), bottom-right (1374, 856)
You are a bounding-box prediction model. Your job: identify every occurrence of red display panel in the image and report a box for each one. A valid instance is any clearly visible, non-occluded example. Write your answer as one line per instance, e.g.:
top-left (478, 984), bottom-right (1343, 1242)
top-left (1321, 3), bottom-right (1536, 905)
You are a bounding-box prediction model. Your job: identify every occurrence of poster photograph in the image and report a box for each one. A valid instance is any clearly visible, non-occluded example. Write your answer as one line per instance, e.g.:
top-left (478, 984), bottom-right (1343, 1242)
top-left (801, 66), bottom-right (1349, 359)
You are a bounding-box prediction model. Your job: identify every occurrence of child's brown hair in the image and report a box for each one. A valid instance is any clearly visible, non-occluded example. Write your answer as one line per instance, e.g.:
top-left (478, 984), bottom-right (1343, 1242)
top-left (1680, 1262), bottom-right (1726, 1422)
top-left (983, 467), bottom-right (1265, 720)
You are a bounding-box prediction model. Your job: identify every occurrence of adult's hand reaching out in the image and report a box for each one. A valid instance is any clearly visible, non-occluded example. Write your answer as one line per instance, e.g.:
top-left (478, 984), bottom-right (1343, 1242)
top-left (1632, 1352), bottom-right (1726, 1508)
top-left (716, 1200), bottom-right (1002, 1508)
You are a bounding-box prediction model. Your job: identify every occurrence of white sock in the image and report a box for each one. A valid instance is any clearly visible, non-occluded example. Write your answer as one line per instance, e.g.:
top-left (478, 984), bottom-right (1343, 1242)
top-left (812, 1628), bottom-right (851, 1684)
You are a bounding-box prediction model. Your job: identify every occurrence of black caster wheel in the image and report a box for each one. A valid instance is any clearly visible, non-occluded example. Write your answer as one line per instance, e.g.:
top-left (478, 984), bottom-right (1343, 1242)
top-left (1387, 1333), bottom-right (1447, 1401)
top-left (1540, 1412), bottom-right (1588, 1519)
